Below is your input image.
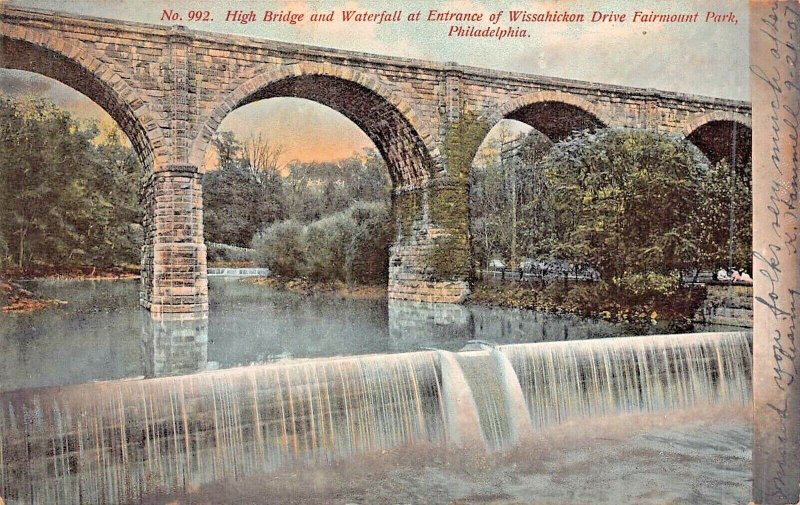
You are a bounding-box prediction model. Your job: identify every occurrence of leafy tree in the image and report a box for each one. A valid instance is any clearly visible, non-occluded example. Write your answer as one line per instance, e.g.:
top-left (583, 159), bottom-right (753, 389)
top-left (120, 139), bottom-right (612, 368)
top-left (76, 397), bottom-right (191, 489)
top-left (469, 127), bottom-right (553, 268)
top-left (540, 128), bottom-right (710, 291)
top-left (0, 96), bottom-right (141, 269)
top-left (694, 159), bottom-right (752, 275)
top-left (203, 131), bottom-right (285, 247)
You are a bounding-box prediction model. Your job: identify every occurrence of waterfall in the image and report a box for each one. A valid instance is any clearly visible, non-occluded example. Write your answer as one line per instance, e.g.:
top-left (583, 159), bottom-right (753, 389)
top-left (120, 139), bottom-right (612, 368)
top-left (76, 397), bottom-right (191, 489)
top-left (0, 331), bottom-right (751, 504)
top-left (500, 331), bottom-right (752, 429)
top-left (0, 352), bottom-right (445, 505)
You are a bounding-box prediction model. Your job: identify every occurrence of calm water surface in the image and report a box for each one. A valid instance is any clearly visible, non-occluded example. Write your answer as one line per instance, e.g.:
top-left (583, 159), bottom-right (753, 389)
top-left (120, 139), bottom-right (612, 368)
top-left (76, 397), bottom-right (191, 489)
top-left (0, 279), bottom-right (753, 505)
top-left (0, 278), bottom-right (739, 392)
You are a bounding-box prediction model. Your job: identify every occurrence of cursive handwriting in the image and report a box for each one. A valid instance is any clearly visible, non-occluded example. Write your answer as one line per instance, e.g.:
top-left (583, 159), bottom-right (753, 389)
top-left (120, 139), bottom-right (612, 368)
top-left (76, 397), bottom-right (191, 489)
top-left (751, 2), bottom-right (800, 502)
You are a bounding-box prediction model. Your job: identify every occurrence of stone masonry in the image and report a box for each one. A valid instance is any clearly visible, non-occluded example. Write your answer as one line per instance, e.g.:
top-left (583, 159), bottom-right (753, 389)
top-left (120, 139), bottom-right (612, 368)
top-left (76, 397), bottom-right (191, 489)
top-left (0, 6), bottom-right (752, 310)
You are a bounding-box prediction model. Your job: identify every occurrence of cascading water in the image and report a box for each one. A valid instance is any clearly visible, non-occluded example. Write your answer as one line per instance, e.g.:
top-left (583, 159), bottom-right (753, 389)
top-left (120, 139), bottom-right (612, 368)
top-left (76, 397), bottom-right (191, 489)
top-left (0, 331), bottom-right (751, 504)
top-left (500, 331), bottom-right (752, 429)
top-left (0, 352), bottom-right (446, 505)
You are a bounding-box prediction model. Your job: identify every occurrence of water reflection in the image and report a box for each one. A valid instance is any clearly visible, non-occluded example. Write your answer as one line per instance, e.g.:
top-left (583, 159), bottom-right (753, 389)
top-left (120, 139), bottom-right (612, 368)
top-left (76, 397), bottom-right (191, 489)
top-left (0, 279), bottom-right (744, 392)
top-left (141, 312), bottom-right (209, 377)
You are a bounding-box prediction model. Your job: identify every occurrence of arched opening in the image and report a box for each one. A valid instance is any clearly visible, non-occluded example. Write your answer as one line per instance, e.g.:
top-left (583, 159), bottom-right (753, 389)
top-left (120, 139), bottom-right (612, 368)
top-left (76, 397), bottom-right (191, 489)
top-left (0, 33), bottom-right (195, 320)
top-left (0, 67), bottom-right (151, 385)
top-left (0, 35), bottom-right (154, 170)
top-left (686, 120), bottom-right (752, 166)
top-left (505, 101), bottom-right (605, 143)
top-left (686, 119), bottom-right (753, 286)
top-left (202, 95), bottom-right (393, 290)
top-left (470, 100), bottom-right (607, 275)
top-left (200, 73), bottom-right (435, 190)
top-left (0, 68), bottom-right (144, 274)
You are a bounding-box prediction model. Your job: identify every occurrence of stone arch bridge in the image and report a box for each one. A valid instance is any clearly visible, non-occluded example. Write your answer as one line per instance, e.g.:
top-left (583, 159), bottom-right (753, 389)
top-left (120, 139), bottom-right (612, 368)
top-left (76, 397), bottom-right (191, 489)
top-left (0, 7), bottom-right (752, 314)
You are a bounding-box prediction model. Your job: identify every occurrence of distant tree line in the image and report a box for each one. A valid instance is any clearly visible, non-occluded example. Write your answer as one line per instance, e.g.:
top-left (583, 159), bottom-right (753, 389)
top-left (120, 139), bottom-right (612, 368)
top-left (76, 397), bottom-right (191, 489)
top-left (0, 97), bottom-right (141, 270)
top-left (203, 130), bottom-right (392, 284)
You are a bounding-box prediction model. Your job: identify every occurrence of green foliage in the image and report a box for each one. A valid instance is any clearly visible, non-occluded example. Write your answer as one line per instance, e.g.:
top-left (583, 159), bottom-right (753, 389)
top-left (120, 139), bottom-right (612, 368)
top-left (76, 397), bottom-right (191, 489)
top-left (204, 133), bottom-right (391, 253)
top-left (427, 185), bottom-right (471, 280)
top-left (693, 159), bottom-right (752, 271)
top-left (203, 131), bottom-right (284, 247)
top-left (540, 128), bottom-right (708, 284)
top-left (472, 126), bottom-right (752, 286)
top-left (415, 110), bottom-right (489, 281)
top-left (471, 129), bottom-right (554, 268)
top-left (471, 279), bottom-right (706, 329)
top-left (393, 190), bottom-right (422, 240)
top-left (0, 96), bottom-right (142, 269)
top-left (283, 150), bottom-right (390, 222)
top-left (251, 202), bottom-right (391, 285)
top-left (444, 110), bottom-right (490, 182)
top-left (0, 231), bottom-right (9, 268)
top-left (251, 220), bottom-right (306, 278)
top-left (612, 272), bottom-right (681, 299)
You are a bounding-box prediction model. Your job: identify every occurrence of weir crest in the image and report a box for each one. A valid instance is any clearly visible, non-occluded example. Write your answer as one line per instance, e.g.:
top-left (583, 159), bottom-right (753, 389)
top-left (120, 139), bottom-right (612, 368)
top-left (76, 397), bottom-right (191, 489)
top-left (0, 331), bottom-right (751, 504)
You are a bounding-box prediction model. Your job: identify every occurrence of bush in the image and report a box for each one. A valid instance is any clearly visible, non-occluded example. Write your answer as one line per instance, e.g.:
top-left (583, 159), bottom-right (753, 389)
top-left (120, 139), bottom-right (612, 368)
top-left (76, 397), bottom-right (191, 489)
top-left (304, 212), bottom-right (352, 282)
top-left (612, 271), bottom-right (681, 301)
top-left (251, 220), bottom-right (305, 278)
top-left (251, 202), bottom-right (391, 285)
top-left (345, 202), bottom-right (391, 285)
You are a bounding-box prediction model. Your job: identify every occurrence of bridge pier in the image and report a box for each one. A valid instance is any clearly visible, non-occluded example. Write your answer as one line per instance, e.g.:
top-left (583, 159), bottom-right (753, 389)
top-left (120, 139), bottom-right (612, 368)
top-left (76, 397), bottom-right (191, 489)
top-left (389, 181), bottom-right (471, 303)
top-left (140, 165), bottom-right (208, 315)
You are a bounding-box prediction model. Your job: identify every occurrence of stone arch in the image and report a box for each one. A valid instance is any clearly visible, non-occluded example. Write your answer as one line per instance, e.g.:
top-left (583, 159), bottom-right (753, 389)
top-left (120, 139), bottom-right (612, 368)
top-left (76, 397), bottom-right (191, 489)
top-left (0, 25), bottom-right (164, 171)
top-left (493, 90), bottom-right (613, 142)
top-left (683, 111), bottom-right (752, 165)
top-left (191, 63), bottom-right (437, 190)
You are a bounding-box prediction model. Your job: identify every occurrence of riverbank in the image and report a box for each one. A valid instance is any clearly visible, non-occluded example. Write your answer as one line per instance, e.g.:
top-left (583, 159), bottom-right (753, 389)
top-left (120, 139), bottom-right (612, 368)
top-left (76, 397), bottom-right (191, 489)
top-left (1, 264), bottom-right (139, 281)
top-left (0, 265), bottom-right (137, 313)
top-left (242, 276), bottom-right (387, 300)
top-left (469, 281), bottom-right (705, 328)
top-left (0, 276), bottom-right (66, 313)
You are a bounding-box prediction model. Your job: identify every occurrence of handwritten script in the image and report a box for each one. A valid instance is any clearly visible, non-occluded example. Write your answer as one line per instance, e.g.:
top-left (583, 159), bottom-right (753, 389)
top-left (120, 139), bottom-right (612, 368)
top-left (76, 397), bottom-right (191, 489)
top-left (750, 2), bottom-right (800, 502)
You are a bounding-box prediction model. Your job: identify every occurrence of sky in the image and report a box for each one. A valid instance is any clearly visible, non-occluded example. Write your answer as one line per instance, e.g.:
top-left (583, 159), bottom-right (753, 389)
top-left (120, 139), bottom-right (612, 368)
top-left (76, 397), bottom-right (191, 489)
top-left (1, 0), bottom-right (749, 166)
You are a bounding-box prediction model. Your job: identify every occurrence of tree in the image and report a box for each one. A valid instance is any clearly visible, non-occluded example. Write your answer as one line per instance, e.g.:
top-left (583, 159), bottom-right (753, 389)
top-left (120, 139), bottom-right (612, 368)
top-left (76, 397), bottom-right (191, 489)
top-left (469, 127), bottom-right (553, 269)
top-left (540, 128), bottom-right (710, 292)
top-left (0, 96), bottom-right (141, 269)
top-left (694, 158), bottom-right (752, 274)
top-left (203, 131), bottom-right (285, 247)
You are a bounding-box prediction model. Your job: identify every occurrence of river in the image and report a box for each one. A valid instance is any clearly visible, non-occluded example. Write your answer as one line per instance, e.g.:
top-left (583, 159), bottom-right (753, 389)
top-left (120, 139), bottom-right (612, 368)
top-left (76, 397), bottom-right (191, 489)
top-left (0, 278), bottom-right (738, 392)
top-left (0, 278), bottom-right (753, 505)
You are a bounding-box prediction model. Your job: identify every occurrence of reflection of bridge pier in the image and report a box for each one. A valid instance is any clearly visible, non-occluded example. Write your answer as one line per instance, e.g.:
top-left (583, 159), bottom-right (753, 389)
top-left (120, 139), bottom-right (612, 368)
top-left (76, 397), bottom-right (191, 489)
top-left (388, 300), bottom-right (475, 351)
top-left (388, 300), bottom-right (627, 351)
top-left (141, 312), bottom-right (208, 378)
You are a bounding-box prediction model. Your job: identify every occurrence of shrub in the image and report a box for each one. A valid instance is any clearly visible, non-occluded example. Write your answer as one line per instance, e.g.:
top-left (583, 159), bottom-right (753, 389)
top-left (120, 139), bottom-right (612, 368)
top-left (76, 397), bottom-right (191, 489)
top-left (612, 271), bottom-right (682, 301)
top-left (251, 220), bottom-right (305, 278)
top-left (251, 202), bottom-right (391, 285)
